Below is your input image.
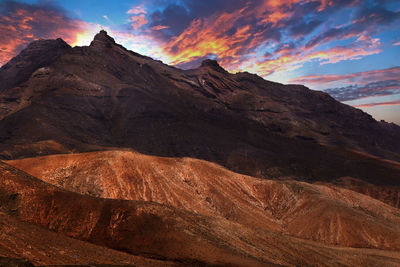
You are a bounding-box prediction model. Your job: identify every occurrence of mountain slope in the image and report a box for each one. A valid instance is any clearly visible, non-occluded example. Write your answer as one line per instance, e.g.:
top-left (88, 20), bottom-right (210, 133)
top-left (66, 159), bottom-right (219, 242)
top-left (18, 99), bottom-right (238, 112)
top-left (0, 31), bottom-right (399, 186)
top-left (0, 212), bottom-right (174, 266)
top-left (7, 150), bottom-right (400, 250)
top-left (2, 159), bottom-right (400, 266)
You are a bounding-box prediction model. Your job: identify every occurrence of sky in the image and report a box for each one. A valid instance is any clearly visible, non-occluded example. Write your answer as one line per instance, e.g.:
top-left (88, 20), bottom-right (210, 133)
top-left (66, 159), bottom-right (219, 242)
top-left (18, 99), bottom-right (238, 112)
top-left (0, 0), bottom-right (399, 124)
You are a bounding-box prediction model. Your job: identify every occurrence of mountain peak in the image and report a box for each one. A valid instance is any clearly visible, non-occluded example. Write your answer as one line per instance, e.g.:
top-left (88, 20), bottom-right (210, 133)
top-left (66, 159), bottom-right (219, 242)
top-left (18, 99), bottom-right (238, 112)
top-left (90, 30), bottom-right (116, 48)
top-left (200, 59), bottom-right (226, 72)
top-left (0, 38), bottom-right (71, 91)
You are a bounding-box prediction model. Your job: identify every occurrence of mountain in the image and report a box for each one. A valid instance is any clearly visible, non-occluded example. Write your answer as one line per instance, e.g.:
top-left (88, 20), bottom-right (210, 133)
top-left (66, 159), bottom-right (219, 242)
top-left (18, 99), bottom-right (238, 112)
top-left (1, 30), bottom-right (400, 182)
top-left (1, 30), bottom-right (400, 266)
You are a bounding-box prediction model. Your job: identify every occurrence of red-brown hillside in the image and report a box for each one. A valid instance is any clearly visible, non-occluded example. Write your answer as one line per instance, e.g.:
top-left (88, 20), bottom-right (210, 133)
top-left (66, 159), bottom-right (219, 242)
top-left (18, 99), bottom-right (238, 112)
top-left (7, 151), bottom-right (400, 251)
top-left (2, 159), bottom-right (400, 266)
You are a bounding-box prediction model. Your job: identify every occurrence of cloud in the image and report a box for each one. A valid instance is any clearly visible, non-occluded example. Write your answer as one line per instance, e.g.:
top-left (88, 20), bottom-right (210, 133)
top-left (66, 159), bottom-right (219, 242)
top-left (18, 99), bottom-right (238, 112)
top-left (291, 67), bottom-right (400, 101)
top-left (306, 3), bottom-right (400, 48)
top-left (325, 80), bottom-right (400, 101)
top-left (135, 0), bottom-right (392, 78)
top-left (154, 1), bottom-right (316, 69)
top-left (288, 19), bottom-right (322, 37)
top-left (354, 100), bottom-right (400, 108)
top-left (290, 67), bottom-right (400, 85)
top-left (151, 25), bottom-right (169, 31)
top-left (0, 0), bottom-right (86, 65)
top-left (149, 4), bottom-right (192, 37)
top-left (160, 8), bottom-right (255, 67)
top-left (130, 14), bottom-right (148, 30)
top-left (127, 5), bottom-right (146, 15)
top-left (236, 34), bottom-right (382, 77)
top-left (126, 4), bottom-right (148, 30)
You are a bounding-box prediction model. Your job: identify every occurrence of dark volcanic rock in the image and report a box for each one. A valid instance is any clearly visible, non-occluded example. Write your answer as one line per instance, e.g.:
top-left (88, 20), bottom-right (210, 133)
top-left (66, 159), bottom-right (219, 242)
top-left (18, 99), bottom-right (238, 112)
top-left (0, 30), bottom-right (399, 186)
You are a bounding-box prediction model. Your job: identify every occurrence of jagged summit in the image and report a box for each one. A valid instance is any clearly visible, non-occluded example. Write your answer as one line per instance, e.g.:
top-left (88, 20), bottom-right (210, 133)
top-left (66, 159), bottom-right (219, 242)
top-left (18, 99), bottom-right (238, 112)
top-left (90, 30), bottom-right (116, 48)
top-left (200, 59), bottom-right (227, 72)
top-left (201, 59), bottom-right (220, 67)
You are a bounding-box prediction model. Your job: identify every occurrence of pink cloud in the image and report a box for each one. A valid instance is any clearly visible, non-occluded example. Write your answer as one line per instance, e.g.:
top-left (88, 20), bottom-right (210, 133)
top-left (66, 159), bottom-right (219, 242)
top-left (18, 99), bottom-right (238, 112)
top-left (354, 100), bottom-right (400, 108)
top-left (151, 25), bottom-right (169, 31)
top-left (130, 14), bottom-right (148, 30)
top-left (290, 67), bottom-right (400, 85)
top-left (127, 5), bottom-right (146, 15)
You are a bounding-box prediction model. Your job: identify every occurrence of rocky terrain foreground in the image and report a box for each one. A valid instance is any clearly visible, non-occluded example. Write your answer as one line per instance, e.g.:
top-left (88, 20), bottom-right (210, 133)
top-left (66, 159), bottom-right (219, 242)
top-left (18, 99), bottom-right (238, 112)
top-left (2, 157), bottom-right (400, 266)
top-left (1, 31), bottom-right (400, 266)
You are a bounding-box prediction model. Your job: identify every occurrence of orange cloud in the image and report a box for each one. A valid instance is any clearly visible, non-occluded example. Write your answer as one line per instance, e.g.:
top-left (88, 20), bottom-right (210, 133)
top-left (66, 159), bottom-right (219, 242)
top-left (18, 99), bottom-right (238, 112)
top-left (0, 2), bottom-right (87, 66)
top-left (162, 9), bottom-right (252, 67)
top-left (160, 1), bottom-right (302, 68)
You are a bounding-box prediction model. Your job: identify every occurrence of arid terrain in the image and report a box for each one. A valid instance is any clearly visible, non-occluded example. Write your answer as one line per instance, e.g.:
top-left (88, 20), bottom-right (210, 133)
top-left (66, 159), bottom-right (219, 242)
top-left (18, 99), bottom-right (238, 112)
top-left (1, 31), bottom-right (400, 266)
